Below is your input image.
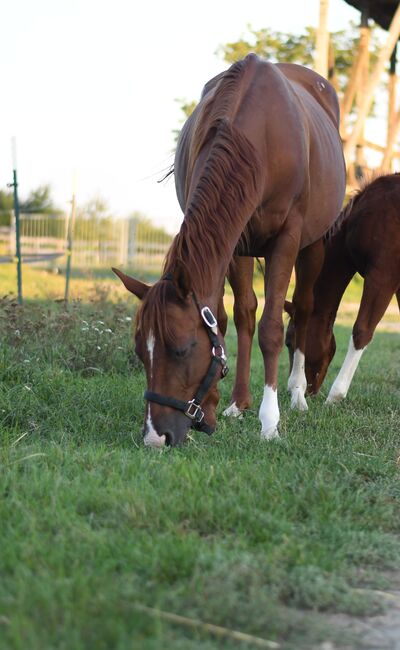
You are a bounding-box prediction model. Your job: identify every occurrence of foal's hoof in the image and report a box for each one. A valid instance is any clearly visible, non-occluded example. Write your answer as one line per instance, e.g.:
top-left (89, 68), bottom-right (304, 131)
top-left (260, 426), bottom-right (280, 441)
top-left (325, 390), bottom-right (345, 405)
top-left (222, 402), bottom-right (243, 419)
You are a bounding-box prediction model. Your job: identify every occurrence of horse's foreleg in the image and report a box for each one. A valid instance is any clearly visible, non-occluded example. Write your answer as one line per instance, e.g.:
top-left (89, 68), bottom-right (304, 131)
top-left (327, 273), bottom-right (395, 404)
top-left (259, 226), bottom-right (301, 439)
top-left (223, 256), bottom-right (257, 417)
top-left (287, 239), bottom-right (325, 410)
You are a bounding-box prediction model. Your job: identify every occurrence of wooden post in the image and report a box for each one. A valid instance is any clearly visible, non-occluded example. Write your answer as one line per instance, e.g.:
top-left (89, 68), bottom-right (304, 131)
top-left (380, 44), bottom-right (398, 172)
top-left (343, 3), bottom-right (400, 167)
top-left (315, 0), bottom-right (330, 78)
top-left (328, 37), bottom-right (338, 90)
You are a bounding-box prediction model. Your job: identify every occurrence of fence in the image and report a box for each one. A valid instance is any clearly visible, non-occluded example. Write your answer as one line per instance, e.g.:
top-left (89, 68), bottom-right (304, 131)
top-left (0, 214), bottom-right (173, 272)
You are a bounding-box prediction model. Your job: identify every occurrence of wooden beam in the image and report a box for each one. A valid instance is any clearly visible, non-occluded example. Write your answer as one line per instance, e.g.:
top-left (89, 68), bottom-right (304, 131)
top-left (380, 44), bottom-right (398, 172)
top-left (340, 12), bottom-right (370, 137)
top-left (315, 0), bottom-right (330, 77)
top-left (343, 3), bottom-right (400, 166)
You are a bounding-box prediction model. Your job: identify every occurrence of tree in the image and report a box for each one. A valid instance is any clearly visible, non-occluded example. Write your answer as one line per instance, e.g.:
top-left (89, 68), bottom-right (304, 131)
top-left (175, 22), bottom-right (382, 134)
top-left (129, 212), bottom-right (172, 245)
top-left (0, 189), bottom-right (14, 226)
top-left (20, 184), bottom-right (61, 214)
top-left (218, 23), bottom-right (380, 100)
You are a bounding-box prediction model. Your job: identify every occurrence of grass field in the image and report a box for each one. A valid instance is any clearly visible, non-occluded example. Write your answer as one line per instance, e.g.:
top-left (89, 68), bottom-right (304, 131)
top-left (0, 266), bottom-right (399, 649)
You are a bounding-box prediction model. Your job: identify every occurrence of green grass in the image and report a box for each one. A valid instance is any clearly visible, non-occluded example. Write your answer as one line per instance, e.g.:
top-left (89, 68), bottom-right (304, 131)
top-left (0, 281), bottom-right (399, 649)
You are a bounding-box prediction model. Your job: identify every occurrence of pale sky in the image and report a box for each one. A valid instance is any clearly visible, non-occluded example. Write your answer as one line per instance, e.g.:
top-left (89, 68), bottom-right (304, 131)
top-left (1, 0), bottom-right (364, 232)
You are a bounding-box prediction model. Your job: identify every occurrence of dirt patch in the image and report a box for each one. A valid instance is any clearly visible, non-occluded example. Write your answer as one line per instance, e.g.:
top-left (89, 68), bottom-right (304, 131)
top-left (312, 588), bottom-right (400, 650)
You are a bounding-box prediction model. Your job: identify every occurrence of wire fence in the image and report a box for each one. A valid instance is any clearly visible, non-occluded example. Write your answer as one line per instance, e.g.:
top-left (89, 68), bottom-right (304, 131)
top-left (0, 213), bottom-right (173, 272)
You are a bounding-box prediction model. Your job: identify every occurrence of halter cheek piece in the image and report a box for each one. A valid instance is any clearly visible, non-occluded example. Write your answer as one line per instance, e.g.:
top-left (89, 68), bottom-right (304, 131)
top-left (144, 280), bottom-right (229, 435)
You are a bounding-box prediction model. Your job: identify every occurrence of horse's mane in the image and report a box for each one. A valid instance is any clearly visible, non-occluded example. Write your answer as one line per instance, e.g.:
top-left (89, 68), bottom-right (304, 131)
top-left (163, 57), bottom-right (261, 297)
top-left (324, 172), bottom-right (400, 241)
top-left (136, 279), bottom-right (182, 346)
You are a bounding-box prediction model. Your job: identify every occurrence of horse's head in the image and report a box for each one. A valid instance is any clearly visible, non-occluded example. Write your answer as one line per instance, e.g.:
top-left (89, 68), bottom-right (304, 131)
top-left (284, 300), bottom-right (336, 395)
top-left (113, 266), bottom-right (228, 447)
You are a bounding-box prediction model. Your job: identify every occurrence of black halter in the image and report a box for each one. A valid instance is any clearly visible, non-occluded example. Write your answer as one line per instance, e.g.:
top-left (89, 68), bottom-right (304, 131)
top-left (144, 279), bottom-right (229, 435)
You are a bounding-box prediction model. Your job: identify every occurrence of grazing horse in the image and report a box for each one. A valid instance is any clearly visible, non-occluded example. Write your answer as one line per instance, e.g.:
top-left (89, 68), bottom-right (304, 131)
top-left (114, 54), bottom-right (345, 447)
top-left (285, 173), bottom-right (400, 402)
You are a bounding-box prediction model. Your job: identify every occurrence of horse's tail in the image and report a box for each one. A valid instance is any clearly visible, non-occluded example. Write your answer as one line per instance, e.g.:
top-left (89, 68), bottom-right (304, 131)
top-left (324, 196), bottom-right (355, 242)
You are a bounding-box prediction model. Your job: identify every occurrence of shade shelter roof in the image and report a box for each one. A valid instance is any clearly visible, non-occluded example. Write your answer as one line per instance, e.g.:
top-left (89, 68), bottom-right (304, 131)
top-left (343, 1), bottom-right (399, 30)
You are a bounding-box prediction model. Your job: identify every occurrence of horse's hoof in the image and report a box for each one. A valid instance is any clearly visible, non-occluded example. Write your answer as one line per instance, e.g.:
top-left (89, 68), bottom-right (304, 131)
top-left (290, 390), bottom-right (308, 411)
top-left (260, 426), bottom-right (280, 440)
top-left (222, 402), bottom-right (243, 419)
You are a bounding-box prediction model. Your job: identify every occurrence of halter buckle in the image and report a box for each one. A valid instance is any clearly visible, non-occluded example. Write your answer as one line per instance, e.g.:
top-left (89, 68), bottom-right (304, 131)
top-left (185, 400), bottom-right (204, 422)
top-left (212, 344), bottom-right (227, 362)
top-left (201, 306), bottom-right (218, 330)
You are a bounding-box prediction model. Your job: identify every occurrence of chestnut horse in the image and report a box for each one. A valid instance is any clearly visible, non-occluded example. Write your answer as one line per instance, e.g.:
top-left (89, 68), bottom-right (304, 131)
top-left (114, 54), bottom-right (345, 446)
top-left (285, 173), bottom-right (400, 402)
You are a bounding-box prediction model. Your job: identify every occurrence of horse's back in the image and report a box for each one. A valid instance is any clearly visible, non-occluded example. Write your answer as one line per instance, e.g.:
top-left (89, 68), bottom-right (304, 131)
top-left (175, 55), bottom-right (345, 248)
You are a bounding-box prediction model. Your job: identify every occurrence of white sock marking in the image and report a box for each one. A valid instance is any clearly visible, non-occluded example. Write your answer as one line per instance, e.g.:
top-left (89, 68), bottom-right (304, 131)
top-left (287, 349), bottom-right (308, 411)
top-left (259, 385), bottom-right (280, 440)
top-left (222, 402), bottom-right (243, 418)
top-left (143, 409), bottom-right (166, 448)
top-left (326, 335), bottom-right (366, 404)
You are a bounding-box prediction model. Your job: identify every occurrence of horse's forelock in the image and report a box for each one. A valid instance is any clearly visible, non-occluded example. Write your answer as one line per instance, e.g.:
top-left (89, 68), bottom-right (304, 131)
top-left (137, 280), bottom-right (184, 346)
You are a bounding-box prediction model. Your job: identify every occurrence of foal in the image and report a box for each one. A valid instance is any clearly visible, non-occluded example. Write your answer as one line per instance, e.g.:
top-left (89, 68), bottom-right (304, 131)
top-left (286, 173), bottom-right (400, 402)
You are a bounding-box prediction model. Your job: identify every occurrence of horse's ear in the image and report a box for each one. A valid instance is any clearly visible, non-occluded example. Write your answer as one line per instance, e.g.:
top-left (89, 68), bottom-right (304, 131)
top-left (172, 261), bottom-right (192, 298)
top-left (284, 300), bottom-right (294, 317)
top-left (112, 267), bottom-right (149, 300)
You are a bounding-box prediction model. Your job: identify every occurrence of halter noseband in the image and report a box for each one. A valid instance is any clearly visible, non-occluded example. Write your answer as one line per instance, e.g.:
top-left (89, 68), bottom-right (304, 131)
top-left (144, 280), bottom-right (229, 435)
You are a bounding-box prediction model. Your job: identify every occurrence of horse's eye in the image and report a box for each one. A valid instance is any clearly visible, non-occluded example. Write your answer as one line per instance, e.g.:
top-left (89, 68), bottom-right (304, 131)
top-left (174, 348), bottom-right (189, 359)
top-left (170, 340), bottom-right (197, 360)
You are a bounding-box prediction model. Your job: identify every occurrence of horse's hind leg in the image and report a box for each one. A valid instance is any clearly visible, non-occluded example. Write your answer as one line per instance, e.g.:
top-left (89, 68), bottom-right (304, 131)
top-left (287, 239), bottom-right (325, 410)
top-left (223, 256), bottom-right (257, 417)
top-left (327, 273), bottom-right (395, 404)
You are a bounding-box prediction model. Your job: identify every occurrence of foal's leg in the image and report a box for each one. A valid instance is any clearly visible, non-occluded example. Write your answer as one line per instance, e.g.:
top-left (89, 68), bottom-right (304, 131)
top-left (259, 226), bottom-right (301, 439)
top-left (223, 256), bottom-right (258, 416)
top-left (287, 239), bottom-right (325, 410)
top-left (327, 273), bottom-right (396, 403)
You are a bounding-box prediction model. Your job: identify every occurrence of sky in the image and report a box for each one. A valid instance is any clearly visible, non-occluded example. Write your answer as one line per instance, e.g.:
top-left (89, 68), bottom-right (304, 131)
top-left (1, 0), bottom-right (365, 232)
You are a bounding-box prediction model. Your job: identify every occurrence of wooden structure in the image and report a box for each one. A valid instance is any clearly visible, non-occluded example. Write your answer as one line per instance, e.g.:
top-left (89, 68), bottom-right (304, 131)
top-left (337, 1), bottom-right (400, 185)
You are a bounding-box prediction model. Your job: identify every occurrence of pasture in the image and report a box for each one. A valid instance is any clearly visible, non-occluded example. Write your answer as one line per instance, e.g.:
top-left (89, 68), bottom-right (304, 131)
top-left (0, 265), bottom-right (399, 649)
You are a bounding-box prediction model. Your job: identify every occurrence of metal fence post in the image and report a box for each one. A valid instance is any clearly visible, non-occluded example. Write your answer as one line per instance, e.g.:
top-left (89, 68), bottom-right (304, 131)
top-left (7, 138), bottom-right (23, 304)
top-left (64, 192), bottom-right (76, 303)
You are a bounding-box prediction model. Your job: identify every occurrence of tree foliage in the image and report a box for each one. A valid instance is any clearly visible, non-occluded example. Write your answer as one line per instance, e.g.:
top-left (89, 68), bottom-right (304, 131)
top-left (175, 22), bottom-right (382, 134)
top-left (0, 190), bottom-right (14, 226)
top-left (20, 184), bottom-right (61, 215)
top-left (218, 22), bottom-right (380, 97)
